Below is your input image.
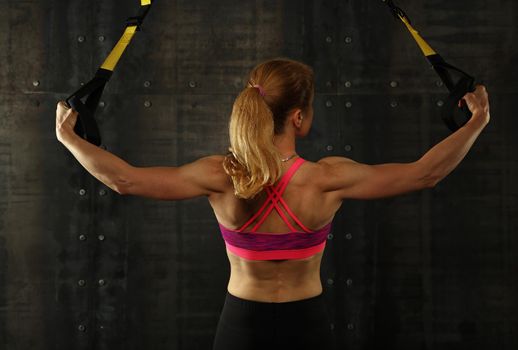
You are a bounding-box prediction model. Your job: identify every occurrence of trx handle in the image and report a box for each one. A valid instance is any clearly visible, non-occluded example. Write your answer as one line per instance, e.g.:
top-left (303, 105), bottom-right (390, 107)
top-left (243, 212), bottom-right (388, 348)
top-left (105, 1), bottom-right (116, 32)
top-left (66, 0), bottom-right (154, 146)
top-left (426, 54), bottom-right (476, 132)
top-left (383, 0), bottom-right (477, 132)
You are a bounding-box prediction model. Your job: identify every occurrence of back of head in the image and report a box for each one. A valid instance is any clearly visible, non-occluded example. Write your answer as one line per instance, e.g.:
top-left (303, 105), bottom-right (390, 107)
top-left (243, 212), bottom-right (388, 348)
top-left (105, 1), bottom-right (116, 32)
top-left (222, 57), bottom-right (314, 199)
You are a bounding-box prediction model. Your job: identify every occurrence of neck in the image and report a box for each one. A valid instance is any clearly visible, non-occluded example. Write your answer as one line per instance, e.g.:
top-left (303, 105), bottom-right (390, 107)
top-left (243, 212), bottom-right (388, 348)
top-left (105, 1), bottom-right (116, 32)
top-left (273, 130), bottom-right (296, 160)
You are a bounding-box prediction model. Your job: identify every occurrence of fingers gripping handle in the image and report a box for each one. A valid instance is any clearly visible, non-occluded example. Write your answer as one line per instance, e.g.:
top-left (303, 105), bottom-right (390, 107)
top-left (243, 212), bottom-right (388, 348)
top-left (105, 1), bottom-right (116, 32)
top-left (442, 76), bottom-right (476, 133)
top-left (65, 94), bottom-right (102, 146)
top-left (64, 72), bottom-right (108, 146)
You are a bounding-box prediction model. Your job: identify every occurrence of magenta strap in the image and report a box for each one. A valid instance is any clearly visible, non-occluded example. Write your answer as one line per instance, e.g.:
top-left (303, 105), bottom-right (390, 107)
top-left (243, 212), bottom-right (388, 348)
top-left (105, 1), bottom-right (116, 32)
top-left (237, 158), bottom-right (308, 233)
top-left (236, 170), bottom-right (290, 232)
top-left (272, 192), bottom-right (313, 233)
top-left (250, 164), bottom-right (301, 232)
top-left (255, 186), bottom-right (298, 232)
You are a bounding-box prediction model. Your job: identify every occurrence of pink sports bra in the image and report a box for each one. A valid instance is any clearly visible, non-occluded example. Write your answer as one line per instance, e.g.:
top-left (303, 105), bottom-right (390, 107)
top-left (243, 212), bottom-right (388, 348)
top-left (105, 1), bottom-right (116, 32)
top-left (218, 157), bottom-right (333, 261)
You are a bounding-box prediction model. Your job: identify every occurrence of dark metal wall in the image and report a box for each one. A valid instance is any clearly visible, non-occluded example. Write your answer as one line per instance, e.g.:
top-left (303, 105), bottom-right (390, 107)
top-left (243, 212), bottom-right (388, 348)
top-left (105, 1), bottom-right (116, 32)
top-left (0, 0), bottom-right (517, 349)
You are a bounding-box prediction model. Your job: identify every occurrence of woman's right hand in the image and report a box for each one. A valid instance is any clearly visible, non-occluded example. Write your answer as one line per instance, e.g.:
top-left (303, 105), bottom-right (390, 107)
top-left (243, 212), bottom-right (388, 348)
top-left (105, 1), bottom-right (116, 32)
top-left (461, 85), bottom-right (490, 126)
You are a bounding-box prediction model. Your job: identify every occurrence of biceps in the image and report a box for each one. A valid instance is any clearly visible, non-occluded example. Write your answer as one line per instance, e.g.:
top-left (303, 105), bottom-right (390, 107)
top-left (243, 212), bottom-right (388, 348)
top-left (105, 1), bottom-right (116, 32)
top-left (332, 161), bottom-right (433, 200)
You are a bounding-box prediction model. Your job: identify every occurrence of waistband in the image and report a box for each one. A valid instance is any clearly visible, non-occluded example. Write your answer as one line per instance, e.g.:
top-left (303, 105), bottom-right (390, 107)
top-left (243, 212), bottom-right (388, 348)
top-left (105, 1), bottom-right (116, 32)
top-left (224, 290), bottom-right (325, 312)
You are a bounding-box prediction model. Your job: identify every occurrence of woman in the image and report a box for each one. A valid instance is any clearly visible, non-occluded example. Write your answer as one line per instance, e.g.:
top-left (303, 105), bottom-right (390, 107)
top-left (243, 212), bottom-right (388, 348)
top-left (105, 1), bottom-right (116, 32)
top-left (55, 58), bottom-right (490, 350)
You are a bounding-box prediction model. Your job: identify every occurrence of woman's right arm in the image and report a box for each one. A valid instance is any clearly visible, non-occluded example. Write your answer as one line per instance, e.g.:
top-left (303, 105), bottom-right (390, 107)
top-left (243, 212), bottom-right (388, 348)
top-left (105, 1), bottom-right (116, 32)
top-left (318, 85), bottom-right (490, 200)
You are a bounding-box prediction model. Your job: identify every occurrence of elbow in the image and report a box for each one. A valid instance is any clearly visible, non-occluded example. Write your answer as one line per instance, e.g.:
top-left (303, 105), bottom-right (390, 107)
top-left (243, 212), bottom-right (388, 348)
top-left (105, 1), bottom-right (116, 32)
top-left (108, 182), bottom-right (125, 195)
top-left (113, 181), bottom-right (131, 195)
top-left (113, 177), bottom-right (132, 195)
top-left (415, 159), bottom-right (441, 189)
top-left (116, 164), bottom-right (141, 196)
top-left (114, 186), bottom-right (126, 195)
top-left (425, 174), bottom-right (441, 188)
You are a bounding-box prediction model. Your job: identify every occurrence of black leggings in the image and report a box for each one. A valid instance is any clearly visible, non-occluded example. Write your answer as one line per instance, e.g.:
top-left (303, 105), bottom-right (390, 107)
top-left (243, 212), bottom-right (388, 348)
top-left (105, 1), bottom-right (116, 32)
top-left (212, 291), bottom-right (337, 350)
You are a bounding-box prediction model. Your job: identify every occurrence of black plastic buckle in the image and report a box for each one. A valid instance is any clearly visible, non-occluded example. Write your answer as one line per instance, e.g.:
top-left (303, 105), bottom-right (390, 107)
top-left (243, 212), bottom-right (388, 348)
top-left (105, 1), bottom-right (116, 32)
top-left (126, 16), bottom-right (144, 30)
top-left (384, 0), bottom-right (412, 24)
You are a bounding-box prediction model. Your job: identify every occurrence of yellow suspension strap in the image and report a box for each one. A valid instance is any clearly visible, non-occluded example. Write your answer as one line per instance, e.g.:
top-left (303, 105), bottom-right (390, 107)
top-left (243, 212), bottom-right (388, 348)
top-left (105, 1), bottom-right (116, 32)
top-left (384, 0), bottom-right (477, 132)
top-left (66, 0), bottom-right (154, 146)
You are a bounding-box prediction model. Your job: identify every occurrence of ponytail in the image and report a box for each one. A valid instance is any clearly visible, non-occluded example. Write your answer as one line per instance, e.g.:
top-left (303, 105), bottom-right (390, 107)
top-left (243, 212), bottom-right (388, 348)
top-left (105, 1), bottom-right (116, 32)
top-left (223, 86), bottom-right (282, 199)
top-left (222, 58), bottom-right (314, 200)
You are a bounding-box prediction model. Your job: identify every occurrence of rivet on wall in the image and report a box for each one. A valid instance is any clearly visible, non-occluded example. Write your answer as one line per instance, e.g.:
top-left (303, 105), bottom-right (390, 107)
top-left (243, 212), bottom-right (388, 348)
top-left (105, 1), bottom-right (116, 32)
top-left (32, 80), bottom-right (40, 87)
top-left (347, 323), bottom-right (355, 330)
top-left (390, 81), bottom-right (398, 88)
top-left (325, 100), bottom-right (333, 108)
top-left (189, 81), bottom-right (197, 88)
top-left (327, 278), bottom-right (334, 285)
top-left (98, 279), bottom-right (106, 286)
top-left (344, 144), bottom-right (352, 152)
top-left (77, 279), bottom-right (86, 287)
top-left (344, 81), bottom-right (352, 88)
top-left (233, 77), bottom-right (243, 88)
top-left (144, 100), bottom-right (152, 108)
top-left (344, 36), bottom-right (353, 44)
top-left (78, 324), bottom-right (86, 332)
top-left (327, 233), bottom-right (334, 240)
top-left (79, 189), bottom-right (87, 196)
top-left (77, 35), bottom-right (86, 43)
top-left (98, 101), bottom-right (105, 108)
top-left (78, 234), bottom-right (86, 241)
top-left (326, 145), bottom-right (334, 151)
top-left (98, 35), bottom-right (105, 42)
top-left (390, 100), bottom-right (398, 108)
top-left (99, 189), bottom-right (107, 196)
top-left (80, 82), bottom-right (85, 86)
top-left (436, 81), bottom-right (443, 87)
top-left (325, 36), bottom-right (333, 43)
top-left (98, 234), bottom-right (105, 241)
top-left (326, 81), bottom-right (332, 87)
top-left (143, 80), bottom-right (151, 88)
top-left (345, 101), bottom-right (352, 108)
top-left (345, 233), bottom-right (352, 240)
top-left (346, 278), bottom-right (353, 287)
top-left (436, 100), bottom-right (444, 107)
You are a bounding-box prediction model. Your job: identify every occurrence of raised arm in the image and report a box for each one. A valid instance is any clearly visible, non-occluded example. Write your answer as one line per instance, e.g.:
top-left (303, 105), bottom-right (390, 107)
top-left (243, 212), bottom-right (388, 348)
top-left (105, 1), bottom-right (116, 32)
top-left (116, 155), bottom-right (229, 200)
top-left (56, 101), bottom-right (229, 200)
top-left (318, 85), bottom-right (490, 200)
top-left (317, 157), bottom-right (433, 200)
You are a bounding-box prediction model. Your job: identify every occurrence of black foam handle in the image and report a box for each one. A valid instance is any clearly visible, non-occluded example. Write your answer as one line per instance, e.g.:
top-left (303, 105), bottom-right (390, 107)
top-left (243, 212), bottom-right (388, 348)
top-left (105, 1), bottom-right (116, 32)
top-left (441, 76), bottom-right (476, 133)
top-left (66, 95), bottom-right (102, 146)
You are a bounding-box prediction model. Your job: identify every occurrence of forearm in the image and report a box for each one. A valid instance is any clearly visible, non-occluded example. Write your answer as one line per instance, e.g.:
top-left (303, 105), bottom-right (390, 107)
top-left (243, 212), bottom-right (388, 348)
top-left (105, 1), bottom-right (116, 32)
top-left (57, 127), bottom-right (131, 193)
top-left (417, 116), bottom-right (488, 184)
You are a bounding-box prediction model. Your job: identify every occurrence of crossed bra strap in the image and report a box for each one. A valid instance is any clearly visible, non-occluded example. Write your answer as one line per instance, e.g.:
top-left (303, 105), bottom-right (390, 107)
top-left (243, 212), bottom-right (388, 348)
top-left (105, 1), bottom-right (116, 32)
top-left (237, 157), bottom-right (313, 233)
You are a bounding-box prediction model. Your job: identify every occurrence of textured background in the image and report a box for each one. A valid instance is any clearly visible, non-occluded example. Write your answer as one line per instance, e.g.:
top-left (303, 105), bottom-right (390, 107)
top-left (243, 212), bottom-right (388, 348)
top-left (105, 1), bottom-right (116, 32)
top-left (0, 0), bottom-right (517, 349)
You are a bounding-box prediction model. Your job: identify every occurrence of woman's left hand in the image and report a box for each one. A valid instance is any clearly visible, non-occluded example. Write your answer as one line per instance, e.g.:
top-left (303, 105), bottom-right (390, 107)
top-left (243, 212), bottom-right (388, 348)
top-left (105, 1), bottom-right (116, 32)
top-left (55, 101), bottom-right (78, 141)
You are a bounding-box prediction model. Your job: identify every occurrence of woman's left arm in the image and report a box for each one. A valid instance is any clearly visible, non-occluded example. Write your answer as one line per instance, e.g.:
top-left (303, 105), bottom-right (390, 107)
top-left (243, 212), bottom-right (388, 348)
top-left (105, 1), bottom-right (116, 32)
top-left (56, 101), bottom-right (228, 200)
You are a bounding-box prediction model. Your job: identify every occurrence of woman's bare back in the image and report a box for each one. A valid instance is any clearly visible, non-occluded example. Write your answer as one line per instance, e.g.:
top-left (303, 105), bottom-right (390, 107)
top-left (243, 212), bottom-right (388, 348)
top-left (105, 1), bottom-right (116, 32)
top-left (208, 156), bottom-right (343, 302)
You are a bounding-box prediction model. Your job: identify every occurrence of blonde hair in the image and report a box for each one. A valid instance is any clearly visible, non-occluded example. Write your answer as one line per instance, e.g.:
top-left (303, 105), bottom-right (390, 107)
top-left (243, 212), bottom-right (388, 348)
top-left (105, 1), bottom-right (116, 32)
top-left (222, 58), bottom-right (314, 199)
